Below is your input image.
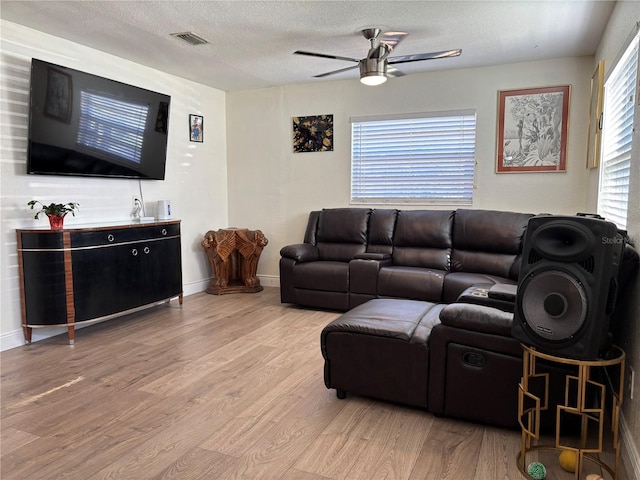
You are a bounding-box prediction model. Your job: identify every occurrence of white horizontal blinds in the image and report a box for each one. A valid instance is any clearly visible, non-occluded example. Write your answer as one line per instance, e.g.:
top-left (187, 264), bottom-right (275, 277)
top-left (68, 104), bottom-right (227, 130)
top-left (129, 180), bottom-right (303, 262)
top-left (598, 33), bottom-right (639, 230)
top-left (77, 91), bottom-right (149, 164)
top-left (351, 111), bottom-right (476, 205)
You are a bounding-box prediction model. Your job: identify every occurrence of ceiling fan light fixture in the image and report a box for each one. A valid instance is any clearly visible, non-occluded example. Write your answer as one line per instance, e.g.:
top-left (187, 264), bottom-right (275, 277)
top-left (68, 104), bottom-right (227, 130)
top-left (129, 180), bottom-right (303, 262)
top-left (359, 58), bottom-right (387, 86)
top-left (360, 74), bottom-right (387, 86)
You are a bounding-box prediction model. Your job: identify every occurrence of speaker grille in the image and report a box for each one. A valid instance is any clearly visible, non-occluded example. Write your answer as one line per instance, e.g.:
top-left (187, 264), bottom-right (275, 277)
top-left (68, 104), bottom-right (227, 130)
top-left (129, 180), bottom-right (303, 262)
top-left (520, 270), bottom-right (588, 341)
top-left (528, 249), bottom-right (543, 265)
top-left (579, 255), bottom-right (595, 273)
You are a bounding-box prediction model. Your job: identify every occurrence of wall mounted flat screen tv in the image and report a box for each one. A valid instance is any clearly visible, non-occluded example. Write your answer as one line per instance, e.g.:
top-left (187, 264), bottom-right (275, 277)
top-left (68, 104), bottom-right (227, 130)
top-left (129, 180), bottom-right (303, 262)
top-left (28, 59), bottom-right (170, 180)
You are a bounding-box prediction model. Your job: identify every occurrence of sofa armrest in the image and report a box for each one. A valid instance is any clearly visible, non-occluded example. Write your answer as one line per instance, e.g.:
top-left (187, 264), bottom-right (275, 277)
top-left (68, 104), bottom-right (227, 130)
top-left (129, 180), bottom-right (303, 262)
top-left (354, 253), bottom-right (391, 260)
top-left (439, 303), bottom-right (514, 337)
top-left (456, 284), bottom-right (516, 313)
top-left (280, 243), bottom-right (319, 263)
top-left (349, 257), bottom-right (393, 295)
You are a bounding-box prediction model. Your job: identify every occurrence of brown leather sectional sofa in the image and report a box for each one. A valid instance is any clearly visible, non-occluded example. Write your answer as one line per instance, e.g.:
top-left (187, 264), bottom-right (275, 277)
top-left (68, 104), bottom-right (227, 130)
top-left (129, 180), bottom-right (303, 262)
top-left (279, 207), bottom-right (638, 428)
top-left (280, 207), bottom-right (533, 310)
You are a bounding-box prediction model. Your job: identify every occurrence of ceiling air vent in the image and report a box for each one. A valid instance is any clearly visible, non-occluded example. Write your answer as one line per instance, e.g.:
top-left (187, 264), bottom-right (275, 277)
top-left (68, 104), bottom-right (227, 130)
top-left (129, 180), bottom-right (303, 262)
top-left (170, 32), bottom-right (209, 46)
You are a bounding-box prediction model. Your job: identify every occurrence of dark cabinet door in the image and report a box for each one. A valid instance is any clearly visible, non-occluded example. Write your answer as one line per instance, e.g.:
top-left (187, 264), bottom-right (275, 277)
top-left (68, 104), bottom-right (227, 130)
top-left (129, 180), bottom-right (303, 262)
top-left (21, 250), bottom-right (68, 325)
top-left (138, 237), bottom-right (182, 305)
top-left (72, 243), bottom-right (140, 320)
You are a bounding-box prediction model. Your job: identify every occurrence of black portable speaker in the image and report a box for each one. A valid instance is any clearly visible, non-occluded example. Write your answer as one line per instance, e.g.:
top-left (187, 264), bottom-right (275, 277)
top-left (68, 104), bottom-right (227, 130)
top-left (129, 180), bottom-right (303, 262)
top-left (511, 215), bottom-right (625, 360)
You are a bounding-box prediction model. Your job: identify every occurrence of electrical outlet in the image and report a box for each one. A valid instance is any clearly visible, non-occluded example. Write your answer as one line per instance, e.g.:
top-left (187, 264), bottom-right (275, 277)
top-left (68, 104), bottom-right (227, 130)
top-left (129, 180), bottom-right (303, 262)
top-left (630, 367), bottom-right (635, 400)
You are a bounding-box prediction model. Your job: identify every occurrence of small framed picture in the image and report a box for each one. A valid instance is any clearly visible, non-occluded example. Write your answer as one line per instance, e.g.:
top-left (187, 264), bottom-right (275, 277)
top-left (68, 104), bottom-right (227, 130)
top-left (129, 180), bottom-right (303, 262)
top-left (189, 114), bottom-right (203, 142)
top-left (292, 114), bottom-right (333, 153)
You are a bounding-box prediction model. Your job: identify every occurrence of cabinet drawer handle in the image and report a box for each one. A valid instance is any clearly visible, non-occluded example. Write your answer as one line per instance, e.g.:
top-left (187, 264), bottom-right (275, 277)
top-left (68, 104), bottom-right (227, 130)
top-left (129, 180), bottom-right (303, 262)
top-left (107, 234), bottom-right (115, 242)
top-left (131, 248), bottom-right (138, 256)
top-left (143, 246), bottom-right (150, 254)
top-left (161, 228), bottom-right (167, 236)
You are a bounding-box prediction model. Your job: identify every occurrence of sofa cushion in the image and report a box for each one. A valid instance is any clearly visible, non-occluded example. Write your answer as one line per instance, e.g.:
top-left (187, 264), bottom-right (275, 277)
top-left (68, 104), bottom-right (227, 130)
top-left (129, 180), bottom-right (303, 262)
top-left (439, 302), bottom-right (514, 337)
top-left (392, 210), bottom-right (454, 269)
top-left (451, 209), bottom-right (532, 278)
top-left (316, 208), bottom-right (370, 261)
top-left (377, 266), bottom-right (445, 302)
top-left (322, 298), bottom-right (443, 343)
top-left (292, 261), bottom-right (349, 292)
top-left (366, 209), bottom-right (398, 255)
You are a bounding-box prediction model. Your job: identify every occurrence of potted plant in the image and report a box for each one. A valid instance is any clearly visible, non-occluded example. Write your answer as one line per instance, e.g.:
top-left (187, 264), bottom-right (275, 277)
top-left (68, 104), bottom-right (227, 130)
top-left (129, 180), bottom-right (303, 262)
top-left (27, 200), bottom-right (79, 230)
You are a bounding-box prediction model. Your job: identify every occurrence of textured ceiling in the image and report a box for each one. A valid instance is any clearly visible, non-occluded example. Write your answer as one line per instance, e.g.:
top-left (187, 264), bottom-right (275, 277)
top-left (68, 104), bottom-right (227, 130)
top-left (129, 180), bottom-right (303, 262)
top-left (0, 1), bottom-right (615, 91)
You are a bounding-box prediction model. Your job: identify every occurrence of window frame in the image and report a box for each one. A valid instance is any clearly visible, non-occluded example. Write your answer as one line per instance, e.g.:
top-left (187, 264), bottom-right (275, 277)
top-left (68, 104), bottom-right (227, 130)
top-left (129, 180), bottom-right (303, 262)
top-left (350, 110), bottom-right (477, 206)
top-left (597, 31), bottom-right (639, 231)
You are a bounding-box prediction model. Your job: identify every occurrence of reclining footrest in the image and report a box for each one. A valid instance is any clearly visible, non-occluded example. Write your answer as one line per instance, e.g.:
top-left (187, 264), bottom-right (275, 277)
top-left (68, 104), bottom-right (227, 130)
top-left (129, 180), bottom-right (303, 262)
top-left (321, 299), bottom-right (444, 408)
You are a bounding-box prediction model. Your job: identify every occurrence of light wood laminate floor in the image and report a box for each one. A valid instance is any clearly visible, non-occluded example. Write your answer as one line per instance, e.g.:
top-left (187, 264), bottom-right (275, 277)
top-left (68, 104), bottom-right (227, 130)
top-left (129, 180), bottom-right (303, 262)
top-left (1, 288), bottom-right (627, 479)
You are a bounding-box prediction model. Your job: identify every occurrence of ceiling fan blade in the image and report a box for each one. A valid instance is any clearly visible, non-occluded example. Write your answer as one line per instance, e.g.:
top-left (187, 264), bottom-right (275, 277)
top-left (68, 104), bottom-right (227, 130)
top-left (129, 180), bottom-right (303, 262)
top-left (387, 65), bottom-right (406, 78)
top-left (294, 50), bottom-right (359, 63)
top-left (388, 49), bottom-right (462, 64)
top-left (314, 64), bottom-right (359, 78)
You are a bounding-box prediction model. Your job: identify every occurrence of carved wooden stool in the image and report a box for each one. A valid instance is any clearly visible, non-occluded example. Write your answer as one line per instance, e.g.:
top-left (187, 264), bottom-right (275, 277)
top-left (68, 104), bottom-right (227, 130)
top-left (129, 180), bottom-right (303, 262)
top-left (202, 228), bottom-right (268, 294)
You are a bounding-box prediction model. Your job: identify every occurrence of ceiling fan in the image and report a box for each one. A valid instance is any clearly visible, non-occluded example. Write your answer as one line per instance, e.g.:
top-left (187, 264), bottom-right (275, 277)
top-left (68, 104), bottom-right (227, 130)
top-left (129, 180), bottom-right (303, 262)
top-left (294, 28), bottom-right (461, 86)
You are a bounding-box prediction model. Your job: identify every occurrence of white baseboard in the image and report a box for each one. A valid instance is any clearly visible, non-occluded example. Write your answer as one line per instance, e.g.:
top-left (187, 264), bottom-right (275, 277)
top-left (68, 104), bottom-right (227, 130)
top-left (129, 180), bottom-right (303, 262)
top-left (185, 275), bottom-right (279, 292)
top-left (0, 329), bottom-right (30, 351)
top-left (258, 274), bottom-right (280, 288)
top-left (621, 410), bottom-right (640, 480)
top-left (183, 278), bottom-right (210, 296)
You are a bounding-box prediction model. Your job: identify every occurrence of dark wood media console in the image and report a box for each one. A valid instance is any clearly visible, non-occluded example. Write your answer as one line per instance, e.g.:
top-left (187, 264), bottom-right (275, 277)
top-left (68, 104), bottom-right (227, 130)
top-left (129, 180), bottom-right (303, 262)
top-left (16, 220), bottom-right (183, 344)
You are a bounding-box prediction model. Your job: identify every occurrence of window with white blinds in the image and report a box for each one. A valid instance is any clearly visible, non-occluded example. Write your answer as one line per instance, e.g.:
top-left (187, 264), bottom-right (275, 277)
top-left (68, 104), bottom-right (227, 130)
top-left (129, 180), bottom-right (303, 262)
top-left (598, 33), bottom-right (639, 230)
top-left (77, 90), bottom-right (149, 164)
top-left (351, 110), bottom-right (476, 205)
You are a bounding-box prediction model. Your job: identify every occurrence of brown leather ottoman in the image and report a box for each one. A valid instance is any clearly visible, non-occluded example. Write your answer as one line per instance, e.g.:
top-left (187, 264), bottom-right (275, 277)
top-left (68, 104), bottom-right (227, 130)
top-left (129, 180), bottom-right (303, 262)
top-left (320, 299), bottom-right (445, 408)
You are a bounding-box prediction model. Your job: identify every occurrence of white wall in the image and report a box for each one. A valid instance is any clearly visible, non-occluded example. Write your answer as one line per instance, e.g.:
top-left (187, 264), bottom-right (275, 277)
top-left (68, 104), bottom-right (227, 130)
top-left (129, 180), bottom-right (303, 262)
top-left (226, 56), bottom-right (594, 280)
top-left (0, 20), bottom-right (228, 350)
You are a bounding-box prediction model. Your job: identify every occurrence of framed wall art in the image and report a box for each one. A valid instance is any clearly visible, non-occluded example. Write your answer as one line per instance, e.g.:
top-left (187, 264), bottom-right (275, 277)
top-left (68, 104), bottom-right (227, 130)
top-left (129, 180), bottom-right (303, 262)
top-left (586, 61), bottom-right (604, 169)
top-left (292, 114), bottom-right (333, 153)
top-left (189, 114), bottom-right (203, 142)
top-left (44, 67), bottom-right (72, 123)
top-left (496, 85), bottom-right (570, 173)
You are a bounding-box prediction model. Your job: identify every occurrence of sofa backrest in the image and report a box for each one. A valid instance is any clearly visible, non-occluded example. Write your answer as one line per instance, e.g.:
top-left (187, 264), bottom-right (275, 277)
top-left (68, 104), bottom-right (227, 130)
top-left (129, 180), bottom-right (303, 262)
top-left (301, 207), bottom-right (533, 275)
top-left (366, 209), bottom-right (398, 255)
top-left (392, 210), bottom-right (454, 270)
top-left (451, 209), bottom-right (533, 279)
top-left (316, 208), bottom-right (370, 261)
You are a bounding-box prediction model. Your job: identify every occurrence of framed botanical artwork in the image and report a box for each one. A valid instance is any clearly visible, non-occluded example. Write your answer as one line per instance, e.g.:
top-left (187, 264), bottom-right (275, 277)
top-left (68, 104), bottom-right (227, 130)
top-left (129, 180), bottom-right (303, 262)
top-left (44, 67), bottom-right (72, 123)
top-left (496, 85), bottom-right (570, 173)
top-left (586, 61), bottom-right (604, 169)
top-left (292, 114), bottom-right (333, 152)
top-left (189, 114), bottom-right (203, 142)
